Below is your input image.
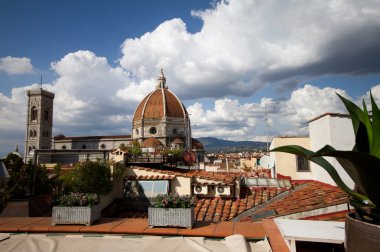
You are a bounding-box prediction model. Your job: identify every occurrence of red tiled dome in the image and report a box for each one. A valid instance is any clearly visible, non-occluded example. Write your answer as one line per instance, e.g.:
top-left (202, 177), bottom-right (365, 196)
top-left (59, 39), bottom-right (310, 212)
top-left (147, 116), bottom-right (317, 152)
top-left (141, 137), bottom-right (163, 148)
top-left (133, 71), bottom-right (187, 122)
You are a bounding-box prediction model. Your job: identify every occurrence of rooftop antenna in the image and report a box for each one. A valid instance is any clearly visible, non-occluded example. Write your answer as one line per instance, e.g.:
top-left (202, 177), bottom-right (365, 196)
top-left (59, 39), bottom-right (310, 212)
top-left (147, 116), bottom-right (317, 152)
top-left (264, 103), bottom-right (278, 154)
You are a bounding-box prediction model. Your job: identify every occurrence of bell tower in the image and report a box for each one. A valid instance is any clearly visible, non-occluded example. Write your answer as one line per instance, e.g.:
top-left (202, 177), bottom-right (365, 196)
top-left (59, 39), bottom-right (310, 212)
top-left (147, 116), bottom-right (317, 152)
top-left (24, 88), bottom-right (55, 162)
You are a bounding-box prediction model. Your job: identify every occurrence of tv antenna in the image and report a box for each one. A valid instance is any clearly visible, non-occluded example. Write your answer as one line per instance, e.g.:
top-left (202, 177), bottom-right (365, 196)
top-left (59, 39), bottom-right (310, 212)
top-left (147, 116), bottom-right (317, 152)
top-left (264, 103), bottom-right (278, 153)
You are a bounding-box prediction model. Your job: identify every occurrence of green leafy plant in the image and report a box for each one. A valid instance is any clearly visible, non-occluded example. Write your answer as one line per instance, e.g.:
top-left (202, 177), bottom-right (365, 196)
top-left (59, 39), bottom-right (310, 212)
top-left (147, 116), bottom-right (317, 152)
top-left (53, 160), bottom-right (114, 206)
top-left (4, 155), bottom-right (51, 199)
top-left (168, 148), bottom-right (183, 157)
top-left (153, 193), bottom-right (196, 208)
top-left (129, 140), bottom-right (142, 156)
top-left (272, 92), bottom-right (380, 224)
top-left (57, 192), bottom-right (98, 207)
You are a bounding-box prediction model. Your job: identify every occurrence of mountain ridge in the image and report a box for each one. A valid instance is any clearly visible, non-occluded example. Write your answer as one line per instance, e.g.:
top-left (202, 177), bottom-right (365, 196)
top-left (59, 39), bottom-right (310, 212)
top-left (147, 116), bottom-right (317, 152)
top-left (196, 137), bottom-right (267, 153)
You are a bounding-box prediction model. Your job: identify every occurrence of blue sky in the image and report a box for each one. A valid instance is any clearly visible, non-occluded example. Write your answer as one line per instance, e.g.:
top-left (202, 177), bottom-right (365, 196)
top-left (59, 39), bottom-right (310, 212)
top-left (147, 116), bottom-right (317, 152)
top-left (0, 0), bottom-right (207, 95)
top-left (1, 0), bottom-right (380, 157)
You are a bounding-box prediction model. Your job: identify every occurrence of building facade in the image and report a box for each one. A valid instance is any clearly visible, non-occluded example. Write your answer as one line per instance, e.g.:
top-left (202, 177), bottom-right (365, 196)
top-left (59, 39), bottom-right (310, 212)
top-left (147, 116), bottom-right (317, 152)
top-left (24, 70), bottom-right (203, 165)
top-left (24, 88), bottom-right (55, 163)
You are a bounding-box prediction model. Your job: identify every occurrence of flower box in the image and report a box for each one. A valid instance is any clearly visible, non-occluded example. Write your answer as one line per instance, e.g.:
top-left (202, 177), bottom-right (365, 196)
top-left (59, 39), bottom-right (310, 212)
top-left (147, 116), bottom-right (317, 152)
top-left (52, 204), bottom-right (101, 226)
top-left (148, 207), bottom-right (194, 229)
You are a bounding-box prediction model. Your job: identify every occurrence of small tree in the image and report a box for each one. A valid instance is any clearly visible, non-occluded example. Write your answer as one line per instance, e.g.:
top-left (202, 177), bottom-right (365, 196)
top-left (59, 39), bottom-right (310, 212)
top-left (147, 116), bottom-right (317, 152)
top-left (4, 154), bottom-right (50, 199)
top-left (129, 140), bottom-right (142, 156)
top-left (62, 160), bottom-right (113, 196)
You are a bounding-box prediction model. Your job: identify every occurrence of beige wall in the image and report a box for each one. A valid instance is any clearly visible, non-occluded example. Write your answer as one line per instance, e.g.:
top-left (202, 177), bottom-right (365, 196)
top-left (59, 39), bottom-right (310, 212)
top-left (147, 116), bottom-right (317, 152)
top-left (127, 167), bottom-right (191, 196)
top-left (270, 137), bottom-right (311, 180)
top-left (171, 176), bottom-right (191, 195)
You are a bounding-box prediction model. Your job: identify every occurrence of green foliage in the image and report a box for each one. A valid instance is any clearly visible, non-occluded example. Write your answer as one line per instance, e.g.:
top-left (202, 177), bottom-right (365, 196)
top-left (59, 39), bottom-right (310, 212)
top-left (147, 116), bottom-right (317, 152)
top-left (272, 92), bottom-right (380, 224)
top-left (4, 153), bottom-right (24, 172)
top-left (70, 160), bottom-right (113, 195)
top-left (168, 148), bottom-right (183, 157)
top-left (129, 140), bottom-right (142, 156)
top-left (153, 193), bottom-right (196, 208)
top-left (57, 192), bottom-right (98, 207)
top-left (4, 154), bottom-right (51, 199)
top-left (112, 163), bottom-right (126, 182)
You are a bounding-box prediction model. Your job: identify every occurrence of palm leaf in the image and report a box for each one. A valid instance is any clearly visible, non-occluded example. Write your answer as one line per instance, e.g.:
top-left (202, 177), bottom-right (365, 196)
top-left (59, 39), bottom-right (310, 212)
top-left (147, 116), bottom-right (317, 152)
top-left (313, 146), bottom-right (380, 208)
top-left (370, 92), bottom-right (380, 159)
top-left (337, 93), bottom-right (371, 152)
top-left (271, 145), bottom-right (372, 206)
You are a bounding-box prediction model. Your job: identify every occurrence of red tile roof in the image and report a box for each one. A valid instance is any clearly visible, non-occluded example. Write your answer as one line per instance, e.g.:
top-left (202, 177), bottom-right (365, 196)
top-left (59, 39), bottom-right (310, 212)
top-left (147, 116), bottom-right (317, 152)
top-left (242, 180), bottom-right (348, 220)
top-left (133, 166), bottom-right (253, 184)
top-left (194, 187), bottom-right (290, 222)
top-left (125, 174), bottom-right (176, 180)
top-left (122, 168), bottom-right (347, 223)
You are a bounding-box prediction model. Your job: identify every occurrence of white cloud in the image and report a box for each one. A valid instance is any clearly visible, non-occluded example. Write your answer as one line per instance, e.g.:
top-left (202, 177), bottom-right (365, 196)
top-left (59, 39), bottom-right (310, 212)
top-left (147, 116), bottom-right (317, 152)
top-left (48, 50), bottom-right (133, 133)
top-left (0, 56), bottom-right (35, 75)
top-left (119, 0), bottom-right (380, 99)
top-left (188, 85), bottom-right (364, 141)
top-left (2, 0), bottom-right (380, 156)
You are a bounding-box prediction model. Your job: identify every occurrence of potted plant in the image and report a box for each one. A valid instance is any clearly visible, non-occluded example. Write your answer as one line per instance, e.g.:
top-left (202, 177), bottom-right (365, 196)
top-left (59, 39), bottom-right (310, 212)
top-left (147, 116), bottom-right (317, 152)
top-left (272, 92), bottom-right (380, 252)
top-left (148, 193), bottom-right (196, 229)
top-left (52, 160), bottom-right (113, 226)
top-left (52, 192), bottom-right (100, 226)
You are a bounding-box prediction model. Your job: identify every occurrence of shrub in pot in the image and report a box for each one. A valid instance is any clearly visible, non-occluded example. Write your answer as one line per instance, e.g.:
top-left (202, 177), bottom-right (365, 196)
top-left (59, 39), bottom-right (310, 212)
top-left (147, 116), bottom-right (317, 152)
top-left (149, 193), bottom-right (197, 229)
top-left (272, 92), bottom-right (380, 251)
top-left (52, 160), bottom-right (113, 226)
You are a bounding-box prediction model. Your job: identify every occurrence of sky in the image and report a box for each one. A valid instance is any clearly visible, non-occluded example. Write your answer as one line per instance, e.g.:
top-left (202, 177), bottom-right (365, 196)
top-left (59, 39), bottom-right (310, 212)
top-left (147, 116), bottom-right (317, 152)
top-left (1, 0), bottom-right (380, 157)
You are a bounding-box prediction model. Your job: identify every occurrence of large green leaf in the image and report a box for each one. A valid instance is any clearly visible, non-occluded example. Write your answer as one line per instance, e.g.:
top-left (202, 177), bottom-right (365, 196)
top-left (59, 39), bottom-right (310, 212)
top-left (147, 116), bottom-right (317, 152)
top-left (271, 145), bottom-right (371, 206)
top-left (337, 93), bottom-right (371, 152)
top-left (313, 147), bottom-right (380, 208)
top-left (370, 92), bottom-right (380, 159)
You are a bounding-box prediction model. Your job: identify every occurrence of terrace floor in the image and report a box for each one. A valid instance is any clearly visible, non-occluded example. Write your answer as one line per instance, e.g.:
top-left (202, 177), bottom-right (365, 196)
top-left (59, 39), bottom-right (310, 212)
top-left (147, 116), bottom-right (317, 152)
top-left (0, 217), bottom-right (290, 252)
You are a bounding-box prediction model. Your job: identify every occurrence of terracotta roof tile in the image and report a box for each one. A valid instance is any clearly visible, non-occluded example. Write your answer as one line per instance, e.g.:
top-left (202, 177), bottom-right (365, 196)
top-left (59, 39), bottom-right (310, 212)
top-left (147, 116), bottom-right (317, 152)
top-left (244, 180), bottom-right (348, 220)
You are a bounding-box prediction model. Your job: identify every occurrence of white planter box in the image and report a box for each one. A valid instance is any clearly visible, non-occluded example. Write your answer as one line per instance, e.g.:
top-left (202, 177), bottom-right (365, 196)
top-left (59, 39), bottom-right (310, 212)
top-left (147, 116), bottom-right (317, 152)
top-left (148, 207), bottom-right (194, 229)
top-left (52, 204), bottom-right (101, 226)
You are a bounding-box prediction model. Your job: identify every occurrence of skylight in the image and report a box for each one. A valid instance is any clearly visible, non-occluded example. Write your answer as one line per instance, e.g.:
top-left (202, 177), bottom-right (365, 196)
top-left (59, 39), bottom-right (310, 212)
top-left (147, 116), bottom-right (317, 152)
top-left (241, 177), bottom-right (292, 188)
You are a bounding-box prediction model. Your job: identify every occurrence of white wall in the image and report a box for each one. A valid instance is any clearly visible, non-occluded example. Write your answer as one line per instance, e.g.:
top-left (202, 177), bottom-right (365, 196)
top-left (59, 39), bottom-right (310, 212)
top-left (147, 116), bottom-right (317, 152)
top-left (309, 115), bottom-right (355, 188)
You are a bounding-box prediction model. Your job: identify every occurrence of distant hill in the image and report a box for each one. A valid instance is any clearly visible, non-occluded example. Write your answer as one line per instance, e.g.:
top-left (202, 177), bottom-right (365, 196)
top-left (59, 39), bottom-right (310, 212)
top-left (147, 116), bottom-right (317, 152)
top-left (196, 137), bottom-right (267, 153)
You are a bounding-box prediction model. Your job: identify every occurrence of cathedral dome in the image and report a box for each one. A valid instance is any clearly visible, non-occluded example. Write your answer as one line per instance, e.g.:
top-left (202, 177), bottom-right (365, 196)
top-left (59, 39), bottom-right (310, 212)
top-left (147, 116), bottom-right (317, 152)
top-left (131, 69), bottom-right (191, 148)
top-left (132, 71), bottom-right (188, 122)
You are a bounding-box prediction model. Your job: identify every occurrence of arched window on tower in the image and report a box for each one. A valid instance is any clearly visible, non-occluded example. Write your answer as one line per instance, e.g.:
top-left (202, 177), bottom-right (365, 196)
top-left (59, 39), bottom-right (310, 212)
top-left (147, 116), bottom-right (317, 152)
top-left (29, 129), bottom-right (33, 138)
top-left (34, 130), bottom-right (37, 138)
top-left (31, 106), bottom-right (37, 121)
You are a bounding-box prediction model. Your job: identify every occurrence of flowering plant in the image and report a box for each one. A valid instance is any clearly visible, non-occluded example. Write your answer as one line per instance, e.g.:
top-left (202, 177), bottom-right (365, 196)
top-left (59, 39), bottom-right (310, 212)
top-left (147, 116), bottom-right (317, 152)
top-left (57, 192), bottom-right (99, 207)
top-left (153, 193), bottom-right (196, 208)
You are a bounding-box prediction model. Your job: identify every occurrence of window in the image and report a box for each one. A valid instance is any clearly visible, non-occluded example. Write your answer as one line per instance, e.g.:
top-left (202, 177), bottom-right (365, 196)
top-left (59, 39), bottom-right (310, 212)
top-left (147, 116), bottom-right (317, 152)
top-left (135, 129), bottom-right (139, 135)
top-left (44, 110), bottom-right (49, 121)
top-left (101, 144), bottom-right (106, 149)
top-left (149, 127), bottom-right (157, 135)
top-left (31, 106), bottom-right (37, 121)
top-left (82, 144), bottom-right (87, 149)
top-left (29, 129), bottom-right (37, 138)
top-left (297, 155), bottom-right (310, 172)
top-left (62, 145), bottom-right (66, 150)
top-left (172, 128), bottom-right (178, 134)
top-left (124, 180), bottom-right (169, 202)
